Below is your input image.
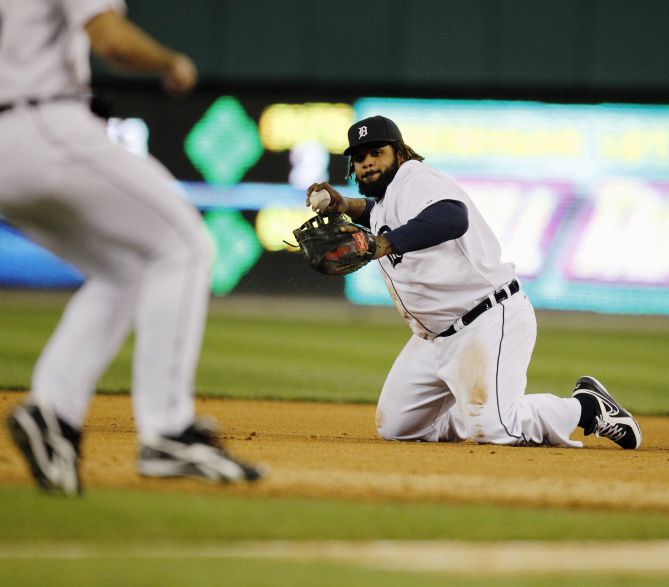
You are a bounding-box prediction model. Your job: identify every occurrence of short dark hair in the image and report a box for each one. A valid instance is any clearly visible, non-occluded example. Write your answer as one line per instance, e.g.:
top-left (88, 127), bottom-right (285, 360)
top-left (346, 141), bottom-right (425, 180)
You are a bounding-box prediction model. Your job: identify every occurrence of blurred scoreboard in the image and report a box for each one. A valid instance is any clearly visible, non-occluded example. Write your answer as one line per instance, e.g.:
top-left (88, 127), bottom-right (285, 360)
top-left (2, 91), bottom-right (669, 314)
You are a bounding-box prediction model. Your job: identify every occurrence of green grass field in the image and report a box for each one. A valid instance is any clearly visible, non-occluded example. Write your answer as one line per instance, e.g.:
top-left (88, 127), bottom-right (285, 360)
top-left (1, 290), bottom-right (668, 585)
top-left (2, 290), bottom-right (669, 412)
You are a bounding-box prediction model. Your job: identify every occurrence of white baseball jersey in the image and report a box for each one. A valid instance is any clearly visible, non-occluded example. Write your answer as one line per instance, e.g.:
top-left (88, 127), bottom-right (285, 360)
top-left (370, 160), bottom-right (515, 338)
top-left (0, 0), bottom-right (212, 438)
top-left (0, 0), bottom-right (125, 103)
top-left (368, 160), bottom-right (581, 447)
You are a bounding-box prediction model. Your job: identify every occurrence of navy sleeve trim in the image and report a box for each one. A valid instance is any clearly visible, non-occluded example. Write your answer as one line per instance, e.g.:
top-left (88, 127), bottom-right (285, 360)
top-left (385, 199), bottom-right (469, 254)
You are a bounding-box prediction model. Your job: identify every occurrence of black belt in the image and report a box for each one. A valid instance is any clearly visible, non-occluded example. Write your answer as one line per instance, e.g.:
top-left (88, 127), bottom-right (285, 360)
top-left (437, 279), bottom-right (520, 338)
top-left (0, 95), bottom-right (82, 115)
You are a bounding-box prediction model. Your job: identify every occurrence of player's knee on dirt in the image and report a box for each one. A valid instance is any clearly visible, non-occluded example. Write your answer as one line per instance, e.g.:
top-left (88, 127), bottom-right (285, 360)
top-left (376, 419), bottom-right (406, 440)
top-left (376, 407), bottom-right (439, 442)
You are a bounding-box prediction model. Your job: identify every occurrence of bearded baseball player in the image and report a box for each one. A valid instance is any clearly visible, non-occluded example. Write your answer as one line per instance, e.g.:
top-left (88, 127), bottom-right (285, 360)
top-left (307, 115), bottom-right (642, 449)
top-left (1, 0), bottom-right (263, 495)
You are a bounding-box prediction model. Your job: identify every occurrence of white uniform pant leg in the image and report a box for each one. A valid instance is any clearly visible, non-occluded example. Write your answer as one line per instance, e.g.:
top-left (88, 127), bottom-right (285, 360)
top-left (130, 224), bottom-right (212, 437)
top-left (0, 104), bottom-right (212, 436)
top-left (435, 292), bottom-right (581, 447)
top-left (31, 279), bottom-right (138, 428)
top-left (376, 334), bottom-right (467, 442)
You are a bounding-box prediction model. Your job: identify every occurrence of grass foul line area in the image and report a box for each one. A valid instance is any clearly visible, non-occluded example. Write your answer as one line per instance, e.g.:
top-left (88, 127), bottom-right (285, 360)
top-left (2, 540), bottom-right (669, 574)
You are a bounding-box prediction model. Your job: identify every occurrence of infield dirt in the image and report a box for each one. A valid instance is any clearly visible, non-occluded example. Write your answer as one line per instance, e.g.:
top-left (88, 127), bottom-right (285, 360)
top-left (1, 391), bottom-right (668, 512)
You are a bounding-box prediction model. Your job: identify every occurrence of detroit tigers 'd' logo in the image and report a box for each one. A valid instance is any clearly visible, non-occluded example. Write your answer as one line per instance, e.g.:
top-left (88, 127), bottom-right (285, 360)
top-left (358, 126), bottom-right (368, 139)
top-left (379, 225), bottom-right (403, 268)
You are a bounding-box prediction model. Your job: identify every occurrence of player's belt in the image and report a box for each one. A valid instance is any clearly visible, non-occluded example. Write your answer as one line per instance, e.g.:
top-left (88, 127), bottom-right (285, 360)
top-left (437, 279), bottom-right (520, 338)
top-left (0, 95), bottom-right (83, 116)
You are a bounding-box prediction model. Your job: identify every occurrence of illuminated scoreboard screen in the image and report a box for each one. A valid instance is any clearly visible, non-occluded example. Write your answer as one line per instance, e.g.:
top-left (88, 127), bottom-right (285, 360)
top-left (2, 90), bottom-right (669, 315)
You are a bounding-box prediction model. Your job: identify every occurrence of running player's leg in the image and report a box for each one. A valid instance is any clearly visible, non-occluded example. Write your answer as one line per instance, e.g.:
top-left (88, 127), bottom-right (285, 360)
top-left (376, 335), bottom-right (467, 442)
top-left (4, 103), bottom-right (212, 436)
top-left (29, 279), bottom-right (138, 429)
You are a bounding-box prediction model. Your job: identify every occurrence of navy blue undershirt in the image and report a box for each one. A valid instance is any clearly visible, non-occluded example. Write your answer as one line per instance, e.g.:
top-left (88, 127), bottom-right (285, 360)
top-left (357, 199), bottom-right (469, 254)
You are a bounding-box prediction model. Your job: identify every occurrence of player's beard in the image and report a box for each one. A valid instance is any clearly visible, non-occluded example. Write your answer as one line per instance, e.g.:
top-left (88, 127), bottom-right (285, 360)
top-left (356, 162), bottom-right (400, 200)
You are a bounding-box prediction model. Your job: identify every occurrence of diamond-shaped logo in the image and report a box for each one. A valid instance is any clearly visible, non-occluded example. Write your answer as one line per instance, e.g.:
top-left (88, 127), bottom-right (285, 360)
top-left (203, 210), bottom-right (262, 294)
top-left (185, 97), bottom-right (263, 185)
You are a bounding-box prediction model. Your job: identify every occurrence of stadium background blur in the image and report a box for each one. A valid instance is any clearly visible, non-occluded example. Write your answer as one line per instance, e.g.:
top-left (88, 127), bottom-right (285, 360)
top-left (2, 0), bottom-right (669, 316)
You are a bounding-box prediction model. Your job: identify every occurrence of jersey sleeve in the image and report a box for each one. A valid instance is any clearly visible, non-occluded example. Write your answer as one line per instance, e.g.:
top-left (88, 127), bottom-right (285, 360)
top-left (58, 0), bottom-right (126, 28)
top-left (395, 167), bottom-right (467, 223)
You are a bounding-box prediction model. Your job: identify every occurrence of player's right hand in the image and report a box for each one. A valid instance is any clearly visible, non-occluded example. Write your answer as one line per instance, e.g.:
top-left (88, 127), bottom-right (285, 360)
top-left (306, 183), bottom-right (346, 215)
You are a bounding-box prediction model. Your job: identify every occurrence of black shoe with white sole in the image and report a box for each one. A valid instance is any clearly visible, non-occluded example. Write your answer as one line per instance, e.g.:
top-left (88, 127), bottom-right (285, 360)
top-left (572, 376), bottom-right (642, 449)
top-left (138, 417), bottom-right (265, 483)
top-left (7, 400), bottom-right (82, 495)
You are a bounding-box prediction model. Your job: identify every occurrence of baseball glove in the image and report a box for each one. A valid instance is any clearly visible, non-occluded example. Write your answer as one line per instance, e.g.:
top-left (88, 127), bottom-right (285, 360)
top-left (292, 213), bottom-right (377, 275)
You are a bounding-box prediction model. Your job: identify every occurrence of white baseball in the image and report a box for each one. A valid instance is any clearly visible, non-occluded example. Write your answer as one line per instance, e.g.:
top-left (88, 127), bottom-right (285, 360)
top-left (310, 189), bottom-right (331, 212)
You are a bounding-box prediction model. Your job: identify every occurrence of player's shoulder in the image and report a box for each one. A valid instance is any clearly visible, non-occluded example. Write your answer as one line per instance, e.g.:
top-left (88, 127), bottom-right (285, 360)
top-left (398, 160), bottom-right (450, 183)
top-left (398, 161), bottom-right (467, 197)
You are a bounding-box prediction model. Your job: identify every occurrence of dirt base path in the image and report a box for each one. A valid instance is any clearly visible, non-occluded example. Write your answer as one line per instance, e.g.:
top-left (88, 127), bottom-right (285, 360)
top-left (1, 392), bottom-right (668, 512)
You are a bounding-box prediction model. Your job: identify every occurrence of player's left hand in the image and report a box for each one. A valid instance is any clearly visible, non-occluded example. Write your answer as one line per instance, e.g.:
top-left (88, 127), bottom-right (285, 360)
top-left (337, 224), bottom-right (394, 259)
top-left (292, 213), bottom-right (377, 275)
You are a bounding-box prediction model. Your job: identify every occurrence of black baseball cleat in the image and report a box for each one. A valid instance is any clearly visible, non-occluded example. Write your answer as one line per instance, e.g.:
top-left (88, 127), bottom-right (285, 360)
top-left (7, 400), bottom-right (82, 495)
top-left (138, 417), bottom-right (266, 483)
top-left (572, 376), bottom-right (642, 449)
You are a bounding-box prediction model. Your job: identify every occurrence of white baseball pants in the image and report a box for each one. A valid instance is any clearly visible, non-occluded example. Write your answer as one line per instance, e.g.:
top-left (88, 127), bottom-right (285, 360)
top-left (375, 291), bottom-right (582, 447)
top-left (0, 102), bottom-right (212, 436)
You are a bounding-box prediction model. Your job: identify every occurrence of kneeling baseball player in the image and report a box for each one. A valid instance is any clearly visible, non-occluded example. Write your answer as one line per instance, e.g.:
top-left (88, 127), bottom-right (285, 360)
top-left (300, 115), bottom-right (641, 450)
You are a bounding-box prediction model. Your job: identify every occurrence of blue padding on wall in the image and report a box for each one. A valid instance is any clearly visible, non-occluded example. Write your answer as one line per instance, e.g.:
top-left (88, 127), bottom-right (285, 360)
top-left (0, 222), bottom-right (83, 289)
